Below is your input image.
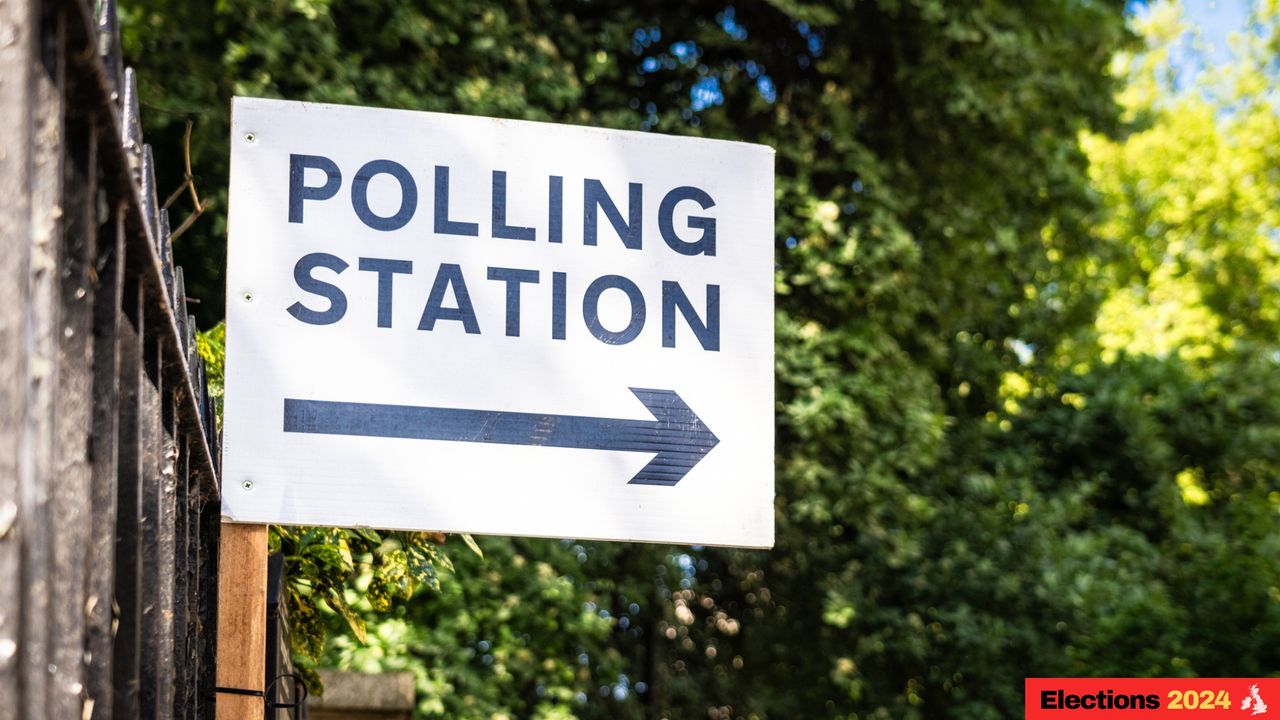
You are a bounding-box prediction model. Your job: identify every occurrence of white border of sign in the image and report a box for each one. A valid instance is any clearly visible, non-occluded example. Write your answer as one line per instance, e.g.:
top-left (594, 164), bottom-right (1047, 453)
top-left (222, 97), bottom-right (775, 548)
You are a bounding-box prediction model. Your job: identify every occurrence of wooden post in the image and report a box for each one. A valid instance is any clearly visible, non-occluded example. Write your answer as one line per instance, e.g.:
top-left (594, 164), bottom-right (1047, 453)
top-left (215, 522), bottom-right (269, 719)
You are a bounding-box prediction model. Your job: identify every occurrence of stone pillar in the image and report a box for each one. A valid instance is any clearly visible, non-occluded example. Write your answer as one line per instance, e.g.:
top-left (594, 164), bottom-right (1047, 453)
top-left (308, 669), bottom-right (416, 720)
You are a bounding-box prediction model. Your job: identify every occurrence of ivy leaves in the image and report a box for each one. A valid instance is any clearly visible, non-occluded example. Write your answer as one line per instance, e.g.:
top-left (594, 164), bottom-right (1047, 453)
top-left (270, 526), bottom-right (455, 690)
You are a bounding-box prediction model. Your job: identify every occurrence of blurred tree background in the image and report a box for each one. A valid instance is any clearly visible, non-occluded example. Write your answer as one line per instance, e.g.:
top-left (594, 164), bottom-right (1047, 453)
top-left (127, 0), bottom-right (1280, 717)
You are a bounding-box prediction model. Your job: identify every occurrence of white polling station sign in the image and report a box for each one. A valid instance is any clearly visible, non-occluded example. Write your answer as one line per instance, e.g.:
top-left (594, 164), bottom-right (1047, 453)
top-left (222, 97), bottom-right (775, 547)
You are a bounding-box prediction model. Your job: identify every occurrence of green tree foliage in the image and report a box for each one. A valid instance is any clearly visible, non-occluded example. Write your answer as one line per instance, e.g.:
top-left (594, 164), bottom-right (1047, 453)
top-left (328, 538), bottom-right (624, 719)
top-left (149, 0), bottom-right (1280, 717)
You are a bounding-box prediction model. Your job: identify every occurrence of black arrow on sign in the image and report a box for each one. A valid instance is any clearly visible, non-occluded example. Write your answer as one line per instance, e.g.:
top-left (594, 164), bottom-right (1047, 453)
top-left (282, 388), bottom-right (719, 486)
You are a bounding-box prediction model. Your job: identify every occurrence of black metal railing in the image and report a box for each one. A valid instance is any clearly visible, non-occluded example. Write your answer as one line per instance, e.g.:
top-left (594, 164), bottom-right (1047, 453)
top-left (0, 0), bottom-right (230, 717)
top-left (266, 554), bottom-right (305, 720)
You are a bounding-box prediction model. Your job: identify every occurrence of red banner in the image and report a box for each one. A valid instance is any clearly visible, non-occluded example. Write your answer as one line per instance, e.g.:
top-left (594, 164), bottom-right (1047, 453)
top-left (1025, 678), bottom-right (1278, 719)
